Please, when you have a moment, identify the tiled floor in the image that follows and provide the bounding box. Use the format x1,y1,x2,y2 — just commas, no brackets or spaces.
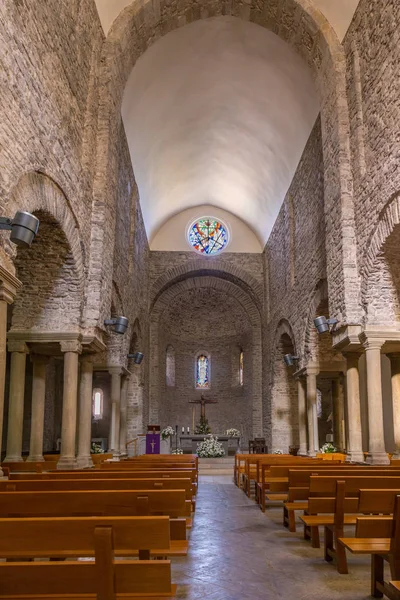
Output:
173,476,373,599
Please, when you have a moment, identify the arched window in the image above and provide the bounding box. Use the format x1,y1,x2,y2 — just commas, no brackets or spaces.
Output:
196,354,210,389
239,350,244,386
166,345,175,387
92,388,104,420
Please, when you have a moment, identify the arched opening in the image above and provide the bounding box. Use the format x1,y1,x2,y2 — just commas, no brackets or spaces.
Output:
270,331,299,453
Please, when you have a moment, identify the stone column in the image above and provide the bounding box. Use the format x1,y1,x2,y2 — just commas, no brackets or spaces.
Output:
363,338,390,465
109,367,122,458
119,375,129,457
388,354,400,459
4,341,29,462
27,355,48,462
297,377,308,456
57,340,82,470
306,369,319,457
76,357,94,468
332,376,345,451
344,353,364,462
0,269,21,475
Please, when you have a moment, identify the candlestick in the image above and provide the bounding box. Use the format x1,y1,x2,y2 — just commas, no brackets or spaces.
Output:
182,426,185,434
187,426,190,434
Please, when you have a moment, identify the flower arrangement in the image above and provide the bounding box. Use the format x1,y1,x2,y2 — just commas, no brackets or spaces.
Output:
320,442,337,454
195,415,211,435
196,435,225,458
91,442,104,454
172,448,183,455
161,426,175,440
226,428,241,438
273,449,283,454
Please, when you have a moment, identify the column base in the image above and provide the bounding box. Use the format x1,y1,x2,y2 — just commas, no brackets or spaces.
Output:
4,455,23,463
26,455,45,462
57,456,78,470
345,451,365,463
308,450,317,458
298,446,308,456
119,451,128,458
76,455,94,469
365,452,390,465
391,452,400,460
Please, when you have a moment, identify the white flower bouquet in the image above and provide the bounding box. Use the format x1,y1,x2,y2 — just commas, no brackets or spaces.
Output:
196,435,225,458
226,428,241,437
273,449,283,454
320,442,337,454
172,448,183,455
161,426,175,440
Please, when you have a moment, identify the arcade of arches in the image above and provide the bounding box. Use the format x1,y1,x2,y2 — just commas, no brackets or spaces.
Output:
0,0,400,469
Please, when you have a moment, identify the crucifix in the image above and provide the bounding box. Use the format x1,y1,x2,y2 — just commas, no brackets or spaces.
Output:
189,394,218,420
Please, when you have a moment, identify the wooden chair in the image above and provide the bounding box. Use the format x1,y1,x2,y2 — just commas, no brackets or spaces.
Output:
248,439,268,454
0,521,176,599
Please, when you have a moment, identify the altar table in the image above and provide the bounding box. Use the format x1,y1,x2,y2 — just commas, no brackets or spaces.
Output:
179,435,240,455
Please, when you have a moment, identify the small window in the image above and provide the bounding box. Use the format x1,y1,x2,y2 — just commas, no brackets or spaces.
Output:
92,388,103,420
166,345,175,387
196,354,210,389
239,350,244,386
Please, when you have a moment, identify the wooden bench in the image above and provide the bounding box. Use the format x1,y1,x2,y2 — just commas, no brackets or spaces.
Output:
300,479,400,566
1,461,58,473
0,515,184,559
280,468,400,530
0,520,177,599
339,492,400,597
0,477,194,504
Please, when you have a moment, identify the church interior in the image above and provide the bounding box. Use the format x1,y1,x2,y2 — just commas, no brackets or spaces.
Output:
1,0,400,599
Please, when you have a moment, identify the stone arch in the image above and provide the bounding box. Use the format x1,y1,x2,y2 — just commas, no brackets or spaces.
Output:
269,318,298,453
361,192,400,327
3,171,84,282
149,274,262,439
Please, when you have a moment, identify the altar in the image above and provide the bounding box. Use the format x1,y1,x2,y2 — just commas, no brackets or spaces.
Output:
179,435,240,455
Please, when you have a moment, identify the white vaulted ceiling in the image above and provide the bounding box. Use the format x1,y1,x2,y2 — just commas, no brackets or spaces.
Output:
94,1,360,247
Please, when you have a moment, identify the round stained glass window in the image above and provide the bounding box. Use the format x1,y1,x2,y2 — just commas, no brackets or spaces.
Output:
188,217,229,255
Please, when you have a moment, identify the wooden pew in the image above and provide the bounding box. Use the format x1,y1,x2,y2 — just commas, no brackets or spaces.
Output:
0,477,194,503
279,468,400,530
0,489,192,523
300,477,400,554
0,515,180,559
339,493,400,597
0,521,176,599
1,461,58,473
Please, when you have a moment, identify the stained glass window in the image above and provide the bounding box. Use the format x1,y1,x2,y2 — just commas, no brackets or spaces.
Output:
188,218,228,255
239,350,244,386
196,354,210,388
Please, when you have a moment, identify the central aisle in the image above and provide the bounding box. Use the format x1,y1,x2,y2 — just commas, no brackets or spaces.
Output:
173,477,372,600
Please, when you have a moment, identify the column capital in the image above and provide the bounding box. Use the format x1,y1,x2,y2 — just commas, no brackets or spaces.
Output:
7,340,29,354
343,351,362,364
359,332,385,350
109,366,123,376
80,354,94,365
306,366,319,377
0,266,22,304
60,340,82,354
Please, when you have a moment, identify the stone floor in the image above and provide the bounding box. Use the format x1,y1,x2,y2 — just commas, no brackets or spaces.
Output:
173,476,374,599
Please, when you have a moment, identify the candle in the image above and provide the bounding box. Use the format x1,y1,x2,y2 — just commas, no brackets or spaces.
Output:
187,427,190,434
182,426,185,434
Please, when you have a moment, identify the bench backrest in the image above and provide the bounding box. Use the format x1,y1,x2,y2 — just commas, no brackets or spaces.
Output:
0,515,170,557
289,469,400,490
0,489,189,519
0,526,172,599
309,475,400,496
1,461,58,473
31,468,196,482
0,478,193,500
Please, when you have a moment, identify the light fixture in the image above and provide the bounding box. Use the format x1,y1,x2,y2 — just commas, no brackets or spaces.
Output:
313,316,338,334
0,211,39,247
284,354,299,367
104,316,129,335
127,352,144,365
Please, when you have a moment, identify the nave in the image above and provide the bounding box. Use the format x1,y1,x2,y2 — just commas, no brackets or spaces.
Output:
175,476,369,600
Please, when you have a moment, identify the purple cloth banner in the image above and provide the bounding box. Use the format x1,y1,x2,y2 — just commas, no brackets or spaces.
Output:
146,433,160,454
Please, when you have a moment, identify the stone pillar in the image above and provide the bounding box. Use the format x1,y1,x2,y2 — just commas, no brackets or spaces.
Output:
306,369,319,457
27,355,48,462
0,269,21,475
57,340,82,470
297,377,308,456
76,357,94,468
4,341,29,462
388,354,400,459
344,353,364,462
109,367,122,458
363,338,390,465
119,375,129,457
332,376,345,451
